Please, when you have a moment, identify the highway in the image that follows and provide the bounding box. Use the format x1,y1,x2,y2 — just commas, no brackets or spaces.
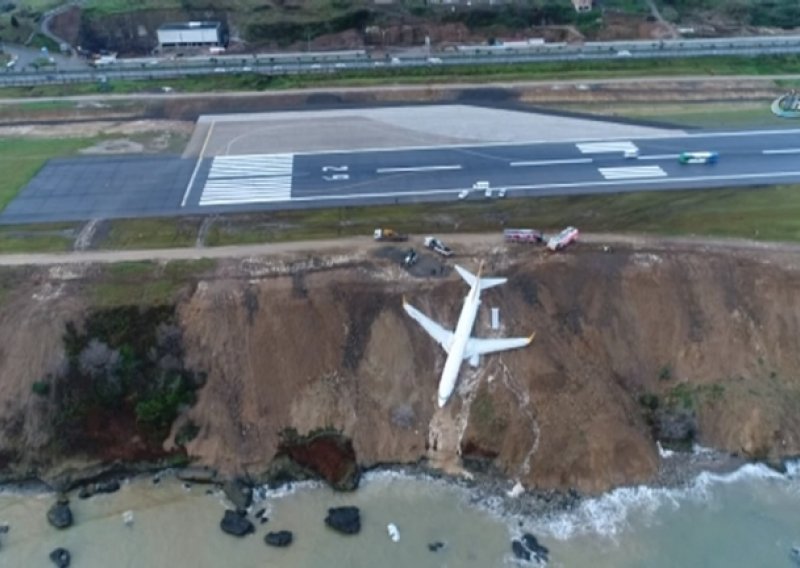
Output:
2,34,800,87
5,128,800,224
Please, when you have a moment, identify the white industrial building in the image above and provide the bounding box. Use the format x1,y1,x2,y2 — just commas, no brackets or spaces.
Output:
157,21,222,48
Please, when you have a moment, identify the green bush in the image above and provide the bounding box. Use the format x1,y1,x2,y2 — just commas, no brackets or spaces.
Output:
32,381,50,396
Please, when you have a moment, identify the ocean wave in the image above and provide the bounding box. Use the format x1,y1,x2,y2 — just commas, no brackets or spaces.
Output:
524,461,794,541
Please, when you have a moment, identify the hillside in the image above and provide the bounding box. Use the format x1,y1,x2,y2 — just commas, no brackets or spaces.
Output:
0,238,799,494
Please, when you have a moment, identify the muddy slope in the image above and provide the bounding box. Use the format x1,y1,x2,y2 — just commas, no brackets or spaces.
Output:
1,243,800,494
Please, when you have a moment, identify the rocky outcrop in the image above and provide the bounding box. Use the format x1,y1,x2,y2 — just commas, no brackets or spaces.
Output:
47,498,73,530
49,548,71,568
324,506,361,535
220,510,254,537
270,429,360,491
264,530,293,547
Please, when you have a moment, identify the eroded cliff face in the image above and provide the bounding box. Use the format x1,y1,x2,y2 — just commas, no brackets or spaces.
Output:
1,241,800,494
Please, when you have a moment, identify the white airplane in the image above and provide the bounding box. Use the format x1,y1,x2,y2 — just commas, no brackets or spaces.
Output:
403,263,534,408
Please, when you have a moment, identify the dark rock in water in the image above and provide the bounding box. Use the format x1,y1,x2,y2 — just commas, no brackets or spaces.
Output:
260,516,269,525
324,506,361,535
177,466,218,484
224,479,253,510
220,509,254,537
264,530,293,547
522,532,550,563
791,546,800,565
254,508,265,519
95,480,121,494
49,547,71,568
511,540,531,562
77,485,93,500
427,541,445,552
47,500,73,530
0,523,8,534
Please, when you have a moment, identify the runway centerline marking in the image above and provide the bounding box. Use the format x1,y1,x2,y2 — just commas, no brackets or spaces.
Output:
637,154,680,160
510,158,593,167
376,165,462,174
763,148,800,155
599,165,667,180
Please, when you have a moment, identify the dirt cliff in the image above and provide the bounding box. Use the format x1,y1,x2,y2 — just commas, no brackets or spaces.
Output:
1,239,799,494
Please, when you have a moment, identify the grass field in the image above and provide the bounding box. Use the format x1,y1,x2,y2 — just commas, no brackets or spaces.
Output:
549,100,792,130
0,137,98,212
97,218,203,250
0,222,79,252
205,184,800,247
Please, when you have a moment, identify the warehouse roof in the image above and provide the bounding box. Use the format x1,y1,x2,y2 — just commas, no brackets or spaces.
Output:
158,21,221,31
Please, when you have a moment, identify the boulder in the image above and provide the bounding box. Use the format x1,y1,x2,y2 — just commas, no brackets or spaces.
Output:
47,499,73,530
324,506,361,535
511,539,530,562
428,541,445,552
264,530,293,547
522,532,549,563
223,479,252,510
220,509,254,537
49,547,71,568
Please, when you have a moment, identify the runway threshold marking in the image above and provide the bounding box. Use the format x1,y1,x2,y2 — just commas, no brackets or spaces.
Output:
182,120,215,207
510,158,593,167
199,153,294,206
376,165,462,174
763,148,800,155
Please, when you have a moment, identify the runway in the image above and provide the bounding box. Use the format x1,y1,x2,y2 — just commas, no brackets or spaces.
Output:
4,128,800,223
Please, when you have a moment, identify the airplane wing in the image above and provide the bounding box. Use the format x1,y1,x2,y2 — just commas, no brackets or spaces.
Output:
463,333,535,360
403,300,454,353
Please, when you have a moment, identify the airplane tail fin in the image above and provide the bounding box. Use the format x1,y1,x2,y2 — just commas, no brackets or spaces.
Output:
455,264,507,291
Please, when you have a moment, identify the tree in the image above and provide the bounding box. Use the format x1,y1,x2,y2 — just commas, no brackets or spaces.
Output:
11,14,18,28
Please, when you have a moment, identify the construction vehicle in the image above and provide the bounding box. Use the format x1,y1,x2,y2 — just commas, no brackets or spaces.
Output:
424,236,453,257
373,228,408,242
503,228,545,244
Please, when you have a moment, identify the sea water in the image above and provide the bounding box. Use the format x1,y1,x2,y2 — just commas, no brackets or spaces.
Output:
0,462,798,568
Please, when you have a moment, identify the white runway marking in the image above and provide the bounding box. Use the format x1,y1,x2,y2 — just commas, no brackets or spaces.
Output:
599,165,667,180
209,154,294,179
763,148,800,155
376,165,462,174
199,153,294,205
637,154,680,160
577,141,638,154
510,158,593,167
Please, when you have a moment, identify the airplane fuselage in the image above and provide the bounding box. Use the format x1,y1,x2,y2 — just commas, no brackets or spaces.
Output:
438,281,481,407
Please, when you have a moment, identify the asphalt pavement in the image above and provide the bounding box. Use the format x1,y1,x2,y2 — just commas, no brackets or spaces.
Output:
4,128,800,224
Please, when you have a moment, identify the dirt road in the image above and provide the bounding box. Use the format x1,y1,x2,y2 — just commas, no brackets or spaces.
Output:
1,233,799,266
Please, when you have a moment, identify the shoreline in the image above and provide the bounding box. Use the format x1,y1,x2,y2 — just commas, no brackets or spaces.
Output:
0,445,776,522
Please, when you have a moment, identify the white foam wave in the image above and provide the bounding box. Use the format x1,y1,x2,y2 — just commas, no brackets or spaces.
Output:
657,442,675,458
527,462,792,541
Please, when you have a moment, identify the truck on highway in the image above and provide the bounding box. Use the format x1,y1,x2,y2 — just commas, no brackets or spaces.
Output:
424,236,453,257
503,228,545,244
373,228,408,242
